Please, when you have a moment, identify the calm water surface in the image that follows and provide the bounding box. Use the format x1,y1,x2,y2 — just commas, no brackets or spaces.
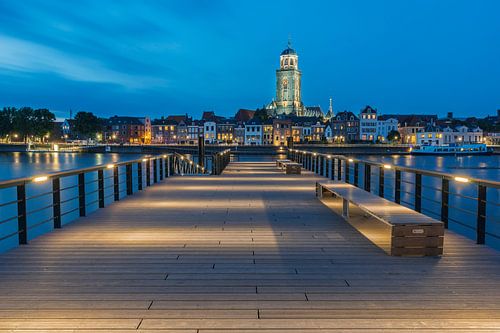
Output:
0,152,145,181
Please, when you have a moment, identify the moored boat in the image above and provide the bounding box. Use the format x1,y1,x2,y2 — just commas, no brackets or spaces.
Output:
410,143,493,155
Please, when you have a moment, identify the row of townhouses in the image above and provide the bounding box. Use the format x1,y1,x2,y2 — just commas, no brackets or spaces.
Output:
62,107,499,146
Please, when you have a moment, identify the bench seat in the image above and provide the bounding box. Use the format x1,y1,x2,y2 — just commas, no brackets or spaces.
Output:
276,159,301,174
317,181,444,256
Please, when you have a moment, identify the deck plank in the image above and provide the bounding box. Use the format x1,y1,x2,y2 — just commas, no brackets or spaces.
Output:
0,161,499,331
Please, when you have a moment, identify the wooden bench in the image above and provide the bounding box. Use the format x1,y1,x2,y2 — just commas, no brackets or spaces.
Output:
316,181,444,256
276,159,291,168
276,159,301,174
284,162,301,174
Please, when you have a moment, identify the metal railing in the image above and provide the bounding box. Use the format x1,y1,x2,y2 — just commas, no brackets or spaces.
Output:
172,153,208,175
0,155,174,252
211,149,231,175
288,149,500,246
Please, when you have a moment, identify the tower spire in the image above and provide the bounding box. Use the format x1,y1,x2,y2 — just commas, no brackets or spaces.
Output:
288,34,292,49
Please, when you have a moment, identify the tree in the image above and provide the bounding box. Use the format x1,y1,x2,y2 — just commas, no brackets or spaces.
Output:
73,111,101,139
0,107,15,139
387,130,401,143
32,108,56,140
13,107,34,142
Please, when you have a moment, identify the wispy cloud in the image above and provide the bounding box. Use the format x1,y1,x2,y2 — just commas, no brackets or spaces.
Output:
0,35,168,89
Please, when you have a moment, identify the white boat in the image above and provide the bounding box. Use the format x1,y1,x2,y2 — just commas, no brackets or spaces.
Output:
410,143,493,155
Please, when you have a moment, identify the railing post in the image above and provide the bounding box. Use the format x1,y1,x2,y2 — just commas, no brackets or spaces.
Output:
477,184,486,244
364,163,371,192
126,163,133,195
17,184,27,244
98,169,104,208
395,170,401,204
379,166,384,198
146,159,151,186
78,172,86,216
353,162,359,187
153,158,158,183
415,173,422,212
337,159,342,181
159,157,164,181
137,162,143,190
52,178,61,229
319,156,324,176
113,166,119,201
441,177,449,228
345,161,350,184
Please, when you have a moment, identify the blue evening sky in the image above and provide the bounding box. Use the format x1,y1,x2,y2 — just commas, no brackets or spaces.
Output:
0,0,499,120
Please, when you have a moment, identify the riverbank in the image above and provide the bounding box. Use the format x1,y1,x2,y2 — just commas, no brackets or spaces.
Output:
1,143,499,155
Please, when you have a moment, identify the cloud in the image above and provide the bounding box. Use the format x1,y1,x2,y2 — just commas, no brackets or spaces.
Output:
0,35,169,89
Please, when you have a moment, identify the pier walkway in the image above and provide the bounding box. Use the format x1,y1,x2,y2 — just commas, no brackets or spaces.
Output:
0,162,500,332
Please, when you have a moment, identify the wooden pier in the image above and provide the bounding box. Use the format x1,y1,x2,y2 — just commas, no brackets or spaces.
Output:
0,162,499,331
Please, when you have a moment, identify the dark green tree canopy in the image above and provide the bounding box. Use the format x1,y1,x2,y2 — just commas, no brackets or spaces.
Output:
73,111,101,139
387,130,401,142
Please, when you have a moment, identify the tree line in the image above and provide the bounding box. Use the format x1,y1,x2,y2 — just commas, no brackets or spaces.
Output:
0,107,56,142
0,107,103,143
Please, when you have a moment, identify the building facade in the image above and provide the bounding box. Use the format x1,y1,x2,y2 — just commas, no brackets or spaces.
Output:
359,106,378,142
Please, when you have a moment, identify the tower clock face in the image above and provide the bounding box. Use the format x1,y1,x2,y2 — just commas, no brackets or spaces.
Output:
282,78,288,87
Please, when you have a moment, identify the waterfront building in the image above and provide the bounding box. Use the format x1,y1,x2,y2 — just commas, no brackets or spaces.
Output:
187,120,203,145
392,114,438,144
104,116,151,144
291,124,303,143
204,121,217,144
233,124,245,145
417,124,483,146
484,132,500,145
217,121,234,143
302,125,312,142
311,121,325,142
376,116,398,142
244,119,263,145
151,118,177,144
262,121,274,145
272,118,292,146
61,119,75,140
359,106,378,142
324,122,333,143
332,111,360,143
176,120,189,144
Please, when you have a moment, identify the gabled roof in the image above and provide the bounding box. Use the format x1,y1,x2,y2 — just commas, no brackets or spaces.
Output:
107,116,144,125
334,111,359,122
234,109,256,123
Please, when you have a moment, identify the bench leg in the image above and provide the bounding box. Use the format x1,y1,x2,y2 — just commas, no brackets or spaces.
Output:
342,198,349,219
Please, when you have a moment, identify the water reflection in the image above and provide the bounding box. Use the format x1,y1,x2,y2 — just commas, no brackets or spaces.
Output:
0,152,144,181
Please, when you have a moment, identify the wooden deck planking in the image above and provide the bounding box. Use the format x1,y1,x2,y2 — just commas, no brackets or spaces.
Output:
0,161,499,331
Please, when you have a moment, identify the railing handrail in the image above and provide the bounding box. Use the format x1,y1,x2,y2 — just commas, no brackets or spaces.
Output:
0,154,173,189
289,149,500,189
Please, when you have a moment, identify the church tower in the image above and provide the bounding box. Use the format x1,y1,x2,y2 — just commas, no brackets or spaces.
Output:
275,39,304,115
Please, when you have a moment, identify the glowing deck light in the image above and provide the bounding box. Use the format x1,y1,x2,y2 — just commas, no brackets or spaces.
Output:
348,158,354,162
383,164,392,169
163,155,167,158
189,161,193,164
142,158,148,162
454,176,469,183
327,155,332,159
106,164,114,169
33,176,48,183
313,153,317,156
